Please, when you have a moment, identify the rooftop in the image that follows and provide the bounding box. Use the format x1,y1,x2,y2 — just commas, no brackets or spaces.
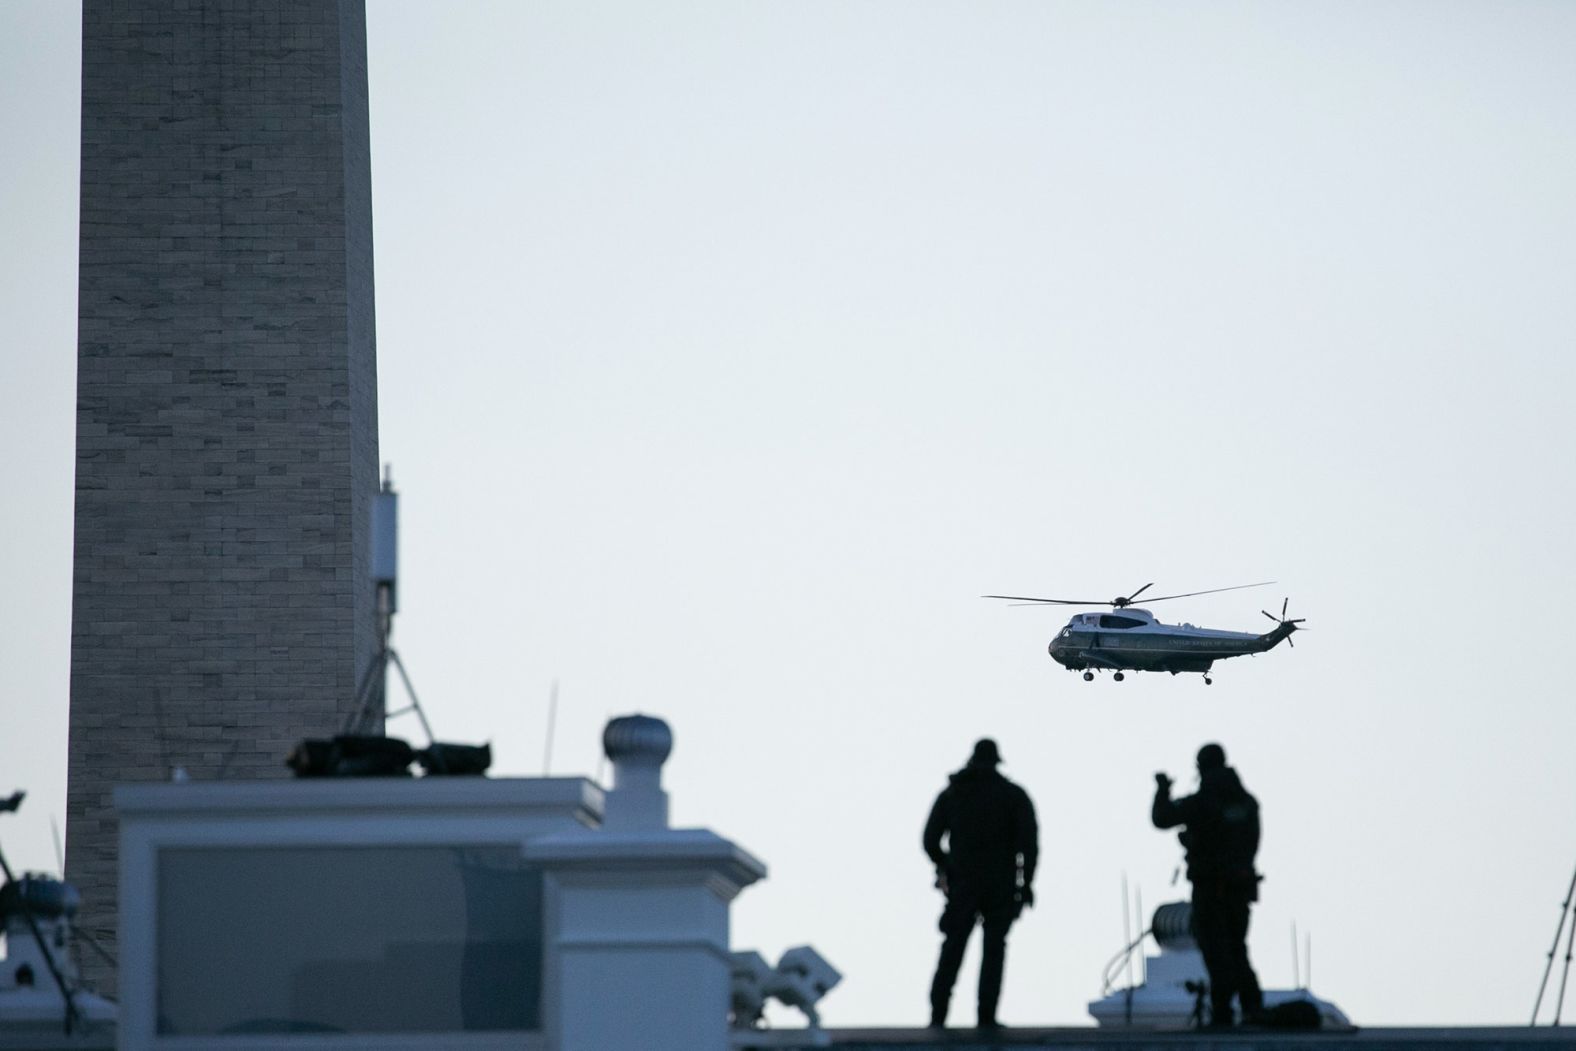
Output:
752,1028,1572,1050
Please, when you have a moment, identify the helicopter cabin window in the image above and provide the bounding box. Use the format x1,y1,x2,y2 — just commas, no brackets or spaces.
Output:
1099,615,1146,630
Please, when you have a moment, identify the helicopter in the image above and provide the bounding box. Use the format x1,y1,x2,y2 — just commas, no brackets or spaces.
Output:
983,582,1304,685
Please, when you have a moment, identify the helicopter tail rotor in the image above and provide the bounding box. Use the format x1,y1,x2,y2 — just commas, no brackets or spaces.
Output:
1260,598,1307,647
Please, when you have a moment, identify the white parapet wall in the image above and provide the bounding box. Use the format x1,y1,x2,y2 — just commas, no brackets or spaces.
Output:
528,829,765,1051
115,715,767,1051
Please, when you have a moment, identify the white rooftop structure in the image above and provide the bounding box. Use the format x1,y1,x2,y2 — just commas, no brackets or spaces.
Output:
1087,902,1349,1030
0,875,117,1050
113,714,770,1051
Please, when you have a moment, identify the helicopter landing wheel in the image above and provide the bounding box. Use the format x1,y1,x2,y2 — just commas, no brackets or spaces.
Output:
1204,676,1213,686
1113,672,1125,682
1083,671,1094,682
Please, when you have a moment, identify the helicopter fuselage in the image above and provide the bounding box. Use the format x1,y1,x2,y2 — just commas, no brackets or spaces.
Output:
1048,608,1296,676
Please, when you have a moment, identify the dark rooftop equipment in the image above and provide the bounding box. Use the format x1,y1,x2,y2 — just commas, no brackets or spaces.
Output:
286,735,492,778
290,471,491,779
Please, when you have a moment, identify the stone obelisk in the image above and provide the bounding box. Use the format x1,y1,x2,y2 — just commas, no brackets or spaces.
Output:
68,0,380,987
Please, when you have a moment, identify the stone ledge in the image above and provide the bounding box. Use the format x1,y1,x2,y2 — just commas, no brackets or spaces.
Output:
740,1028,1575,1051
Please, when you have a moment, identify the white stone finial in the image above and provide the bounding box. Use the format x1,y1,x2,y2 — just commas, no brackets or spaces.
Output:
601,714,672,830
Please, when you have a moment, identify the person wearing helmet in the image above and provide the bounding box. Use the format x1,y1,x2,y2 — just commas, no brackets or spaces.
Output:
923,738,1039,1031
1152,742,1264,1028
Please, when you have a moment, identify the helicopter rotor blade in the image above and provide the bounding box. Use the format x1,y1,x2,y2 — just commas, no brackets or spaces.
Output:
983,595,1108,606
1126,582,1155,602
1262,610,1279,623
1281,597,1289,619
1135,581,1276,604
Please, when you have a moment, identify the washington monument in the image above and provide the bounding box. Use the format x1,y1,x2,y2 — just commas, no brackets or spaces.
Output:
68,0,381,983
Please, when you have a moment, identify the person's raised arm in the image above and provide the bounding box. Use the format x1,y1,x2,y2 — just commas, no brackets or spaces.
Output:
1151,772,1197,829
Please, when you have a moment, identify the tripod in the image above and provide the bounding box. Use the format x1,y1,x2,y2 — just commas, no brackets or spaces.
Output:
344,581,436,747
1531,861,1576,1026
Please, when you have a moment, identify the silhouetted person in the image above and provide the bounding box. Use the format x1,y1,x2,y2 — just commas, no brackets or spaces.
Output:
923,738,1038,1030
1152,742,1264,1028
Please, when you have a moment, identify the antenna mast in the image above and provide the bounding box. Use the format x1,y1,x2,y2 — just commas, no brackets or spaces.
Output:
1532,861,1576,1025
346,466,437,747
543,680,559,776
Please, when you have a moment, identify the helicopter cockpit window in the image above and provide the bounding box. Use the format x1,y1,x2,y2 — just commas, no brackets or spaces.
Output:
1099,615,1146,630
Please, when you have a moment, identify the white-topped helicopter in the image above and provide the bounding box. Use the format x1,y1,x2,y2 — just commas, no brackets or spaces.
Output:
984,582,1304,684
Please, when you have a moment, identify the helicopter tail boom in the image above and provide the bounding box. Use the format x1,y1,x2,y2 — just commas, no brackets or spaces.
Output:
1257,621,1299,650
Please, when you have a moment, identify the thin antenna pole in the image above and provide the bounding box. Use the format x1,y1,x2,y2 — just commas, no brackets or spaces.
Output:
1533,863,1576,1025
151,690,175,779
1554,898,1576,1025
1136,885,1146,986
1305,932,1313,993
50,817,64,874
1122,874,1134,987
1291,922,1300,989
1122,872,1134,1026
543,680,559,776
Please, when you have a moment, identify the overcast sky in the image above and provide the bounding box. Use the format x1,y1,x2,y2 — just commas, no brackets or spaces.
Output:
3,0,1576,1029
